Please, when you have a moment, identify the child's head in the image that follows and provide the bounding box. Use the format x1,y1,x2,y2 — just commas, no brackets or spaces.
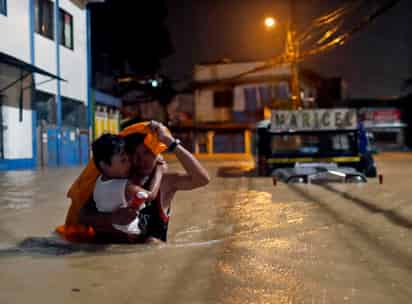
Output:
92,134,131,178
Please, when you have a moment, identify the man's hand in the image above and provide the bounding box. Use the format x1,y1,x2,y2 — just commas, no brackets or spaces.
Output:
150,121,175,147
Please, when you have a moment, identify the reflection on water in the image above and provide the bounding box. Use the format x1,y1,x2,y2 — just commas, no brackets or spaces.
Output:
172,239,223,248
0,236,108,257
212,178,309,304
1,157,412,303
222,205,305,303
0,237,225,258
0,171,37,210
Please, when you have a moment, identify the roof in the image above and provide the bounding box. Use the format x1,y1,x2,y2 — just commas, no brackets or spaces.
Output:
94,90,121,108
69,1,108,9
192,75,291,90
170,121,256,131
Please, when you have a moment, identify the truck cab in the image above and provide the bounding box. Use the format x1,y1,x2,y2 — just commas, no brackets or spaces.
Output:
256,109,377,181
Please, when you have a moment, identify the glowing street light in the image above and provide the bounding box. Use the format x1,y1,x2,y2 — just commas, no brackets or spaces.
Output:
151,79,159,87
264,17,276,29
263,15,301,109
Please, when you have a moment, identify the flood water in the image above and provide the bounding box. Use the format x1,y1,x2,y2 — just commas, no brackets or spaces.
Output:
1,153,412,303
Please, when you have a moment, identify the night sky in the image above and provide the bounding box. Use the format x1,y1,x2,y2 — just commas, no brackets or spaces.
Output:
161,0,412,98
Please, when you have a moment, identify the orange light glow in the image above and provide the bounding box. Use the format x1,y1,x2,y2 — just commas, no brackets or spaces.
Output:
264,17,276,29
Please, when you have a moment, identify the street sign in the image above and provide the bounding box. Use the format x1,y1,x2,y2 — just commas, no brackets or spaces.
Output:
270,109,357,132
359,108,402,127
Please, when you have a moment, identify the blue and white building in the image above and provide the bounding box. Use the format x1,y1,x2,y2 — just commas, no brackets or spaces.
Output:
0,0,92,170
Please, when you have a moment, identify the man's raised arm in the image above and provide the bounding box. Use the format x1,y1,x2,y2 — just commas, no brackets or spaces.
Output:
150,121,210,191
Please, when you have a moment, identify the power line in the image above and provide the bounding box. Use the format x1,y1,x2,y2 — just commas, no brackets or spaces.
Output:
298,1,363,45
229,0,402,81
299,0,402,60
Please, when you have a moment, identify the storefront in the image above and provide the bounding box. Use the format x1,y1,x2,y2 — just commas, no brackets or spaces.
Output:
94,90,121,139
0,52,61,170
359,108,407,151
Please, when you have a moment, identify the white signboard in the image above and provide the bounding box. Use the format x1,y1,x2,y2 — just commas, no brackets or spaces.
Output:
270,109,357,132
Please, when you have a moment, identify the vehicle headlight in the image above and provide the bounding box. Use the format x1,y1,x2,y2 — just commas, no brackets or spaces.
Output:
345,175,366,183
288,176,307,184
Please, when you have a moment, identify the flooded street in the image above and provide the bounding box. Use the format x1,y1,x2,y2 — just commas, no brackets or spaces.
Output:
1,153,412,303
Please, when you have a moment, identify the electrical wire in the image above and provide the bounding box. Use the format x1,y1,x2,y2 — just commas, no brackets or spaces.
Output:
227,0,401,80
298,1,364,44
299,0,401,60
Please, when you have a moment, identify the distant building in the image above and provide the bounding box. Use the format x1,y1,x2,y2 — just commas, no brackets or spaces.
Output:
0,0,91,170
311,77,348,108
168,92,194,125
120,88,166,123
94,90,121,139
188,60,320,154
359,107,407,151
345,98,409,151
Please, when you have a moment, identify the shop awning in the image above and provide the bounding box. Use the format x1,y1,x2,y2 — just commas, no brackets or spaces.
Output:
0,51,65,96
0,51,64,82
95,90,121,108
0,52,64,77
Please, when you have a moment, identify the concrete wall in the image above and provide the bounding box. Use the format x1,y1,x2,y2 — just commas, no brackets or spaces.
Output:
59,0,87,103
194,62,293,123
193,61,323,123
34,34,58,95
34,0,87,104
0,1,31,62
0,0,88,169
2,105,33,159
194,62,291,82
195,89,231,122
0,1,34,165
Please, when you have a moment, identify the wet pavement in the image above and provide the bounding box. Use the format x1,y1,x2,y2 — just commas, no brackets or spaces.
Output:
1,153,412,303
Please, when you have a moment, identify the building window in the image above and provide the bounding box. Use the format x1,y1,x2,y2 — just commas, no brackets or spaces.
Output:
34,90,57,125
59,9,73,49
0,0,7,16
35,0,54,40
213,90,233,108
62,97,87,129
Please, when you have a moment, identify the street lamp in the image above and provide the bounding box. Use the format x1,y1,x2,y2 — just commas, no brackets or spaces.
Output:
263,15,301,109
264,17,276,29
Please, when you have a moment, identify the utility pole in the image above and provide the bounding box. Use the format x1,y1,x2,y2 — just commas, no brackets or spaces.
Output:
285,0,302,109
240,0,400,111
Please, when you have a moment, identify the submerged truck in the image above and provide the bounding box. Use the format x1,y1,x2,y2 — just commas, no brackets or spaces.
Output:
256,109,377,183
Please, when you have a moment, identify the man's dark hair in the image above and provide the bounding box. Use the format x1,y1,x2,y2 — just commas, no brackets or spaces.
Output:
92,134,125,172
124,133,147,155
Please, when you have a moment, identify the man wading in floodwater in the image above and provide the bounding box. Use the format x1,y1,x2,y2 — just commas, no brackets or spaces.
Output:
79,121,210,243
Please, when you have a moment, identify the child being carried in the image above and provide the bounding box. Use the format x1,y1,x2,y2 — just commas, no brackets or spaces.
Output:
91,134,155,236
